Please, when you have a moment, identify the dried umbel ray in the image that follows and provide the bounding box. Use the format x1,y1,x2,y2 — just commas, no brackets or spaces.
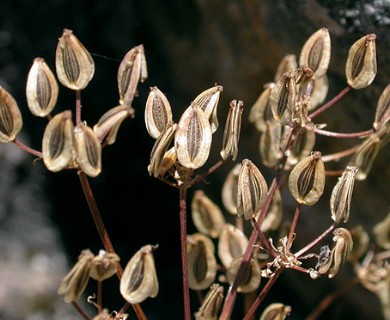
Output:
187,233,217,290
0,87,23,143
373,83,390,131
120,244,159,304
221,163,240,215
26,58,58,117
194,283,224,320
288,151,325,206
226,255,261,293
90,250,120,282
191,190,225,238
58,249,94,303
259,303,292,320
55,29,95,90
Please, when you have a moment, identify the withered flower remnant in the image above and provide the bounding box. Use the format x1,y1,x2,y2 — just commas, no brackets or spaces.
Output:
260,303,292,320
0,87,23,143
90,250,120,282
26,58,58,117
55,29,95,90
226,255,261,293
194,283,224,320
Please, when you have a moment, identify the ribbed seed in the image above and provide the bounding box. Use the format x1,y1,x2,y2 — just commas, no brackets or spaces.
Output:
218,224,248,269
287,128,316,166
194,284,224,320
274,54,297,82
309,74,329,110
260,303,292,320
221,164,241,215
226,256,261,293
260,188,283,232
0,87,23,143
346,34,377,90
248,83,274,132
374,83,390,131
260,120,282,168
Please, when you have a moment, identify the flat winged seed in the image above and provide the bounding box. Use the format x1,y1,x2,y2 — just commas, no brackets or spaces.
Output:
58,249,94,303
373,212,390,249
309,74,329,110
191,190,225,238
287,129,316,166
260,120,283,168
348,225,369,262
193,85,223,133
260,188,283,233
374,83,390,131
288,151,325,206
42,111,75,172
218,223,248,269
175,103,212,169
93,105,132,145
226,256,261,293
145,86,173,139
76,123,102,177
260,303,292,320
187,233,217,290
330,166,359,223
299,28,331,79
117,45,147,109
120,244,159,304
194,283,224,320
26,58,58,117
275,54,297,82
237,159,269,220
248,83,274,132
220,100,244,161
346,34,377,90
0,87,23,143
90,250,120,282
221,164,241,215
269,71,296,123
55,29,95,90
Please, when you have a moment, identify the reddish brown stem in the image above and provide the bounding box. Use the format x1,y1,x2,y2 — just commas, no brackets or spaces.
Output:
71,301,91,320
189,159,226,187
13,139,43,158
321,145,360,162
287,203,302,250
309,86,351,119
310,127,373,139
76,90,82,126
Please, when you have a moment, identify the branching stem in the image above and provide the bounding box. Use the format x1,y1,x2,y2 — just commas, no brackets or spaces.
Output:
309,86,351,119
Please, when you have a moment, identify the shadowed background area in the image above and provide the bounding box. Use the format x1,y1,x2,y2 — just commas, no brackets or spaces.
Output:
0,0,389,319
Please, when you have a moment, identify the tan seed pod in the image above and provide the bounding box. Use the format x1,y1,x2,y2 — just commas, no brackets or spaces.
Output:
330,166,359,223
260,187,283,233
269,71,296,123
309,74,329,111
193,85,223,133
118,45,147,109
348,225,369,262
221,164,240,215
260,303,292,320
299,28,331,79
237,159,269,220
93,105,132,145
145,86,173,139
373,212,390,249
259,121,283,168
373,83,390,131
58,249,94,303
158,147,177,177
42,110,75,172
75,123,102,177
120,244,159,304
288,151,325,206
220,100,244,161
175,103,212,169
226,255,261,293
275,54,297,83
0,87,23,143
346,34,377,90
26,58,58,117
191,190,225,238
248,83,274,132
90,250,120,282
55,29,95,90
194,283,224,320
287,129,316,166
218,223,249,269
187,233,217,290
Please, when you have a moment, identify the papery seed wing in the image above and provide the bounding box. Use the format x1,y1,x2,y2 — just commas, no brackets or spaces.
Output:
374,83,390,131
0,87,23,143
218,224,248,269
249,83,274,132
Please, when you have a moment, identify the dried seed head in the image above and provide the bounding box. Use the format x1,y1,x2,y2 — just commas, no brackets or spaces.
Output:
248,83,274,132
218,224,248,269
346,34,377,89
194,283,224,320
237,159,268,220
221,164,240,215
90,250,120,282
193,85,223,133
309,74,329,110
75,123,102,177
373,212,390,249
120,244,159,304
118,45,147,109
330,166,359,223
187,233,217,290
42,110,75,172
259,120,283,168
175,103,212,169
275,54,297,82
0,87,23,143
26,58,58,117
220,100,244,161
269,70,296,123
299,28,331,79
373,83,390,131
260,303,292,320
260,188,283,233
93,105,132,145
288,151,325,206
286,128,316,166
226,256,261,293
348,225,369,262
148,123,177,178
58,249,94,303
191,190,225,238
145,86,173,139
55,29,95,90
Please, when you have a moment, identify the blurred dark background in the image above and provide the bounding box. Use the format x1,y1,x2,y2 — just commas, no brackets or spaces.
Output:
0,0,389,319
